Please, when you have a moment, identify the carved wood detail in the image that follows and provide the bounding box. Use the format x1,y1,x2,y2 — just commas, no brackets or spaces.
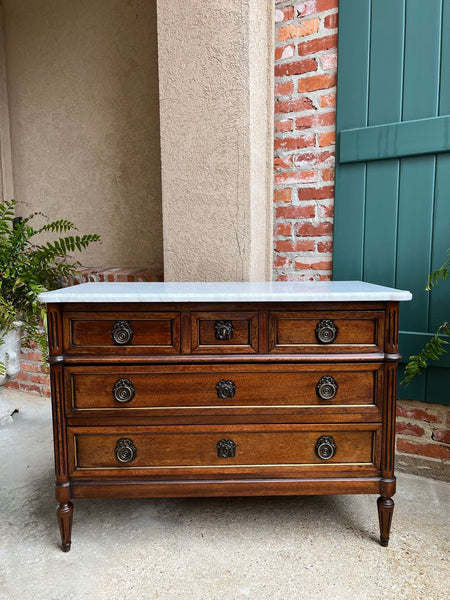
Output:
47,303,63,356
57,501,73,552
381,362,397,478
377,496,394,547
385,302,399,355
50,366,67,480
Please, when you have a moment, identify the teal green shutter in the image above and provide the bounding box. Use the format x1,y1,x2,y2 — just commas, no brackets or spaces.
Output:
333,0,450,405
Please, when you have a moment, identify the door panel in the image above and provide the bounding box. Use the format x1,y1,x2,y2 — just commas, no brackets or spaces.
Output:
334,0,449,404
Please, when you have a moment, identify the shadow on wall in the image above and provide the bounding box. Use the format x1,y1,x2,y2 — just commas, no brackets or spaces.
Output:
2,0,163,271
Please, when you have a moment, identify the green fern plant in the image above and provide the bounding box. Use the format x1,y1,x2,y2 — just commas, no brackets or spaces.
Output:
403,249,450,384
0,199,100,373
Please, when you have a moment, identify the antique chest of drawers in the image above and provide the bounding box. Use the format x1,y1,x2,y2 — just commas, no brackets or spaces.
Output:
39,281,411,551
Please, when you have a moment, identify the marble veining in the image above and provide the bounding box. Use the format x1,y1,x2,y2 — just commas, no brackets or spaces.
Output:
38,281,412,303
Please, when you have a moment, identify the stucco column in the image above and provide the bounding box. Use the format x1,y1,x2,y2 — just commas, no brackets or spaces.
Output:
0,5,14,203
157,0,274,282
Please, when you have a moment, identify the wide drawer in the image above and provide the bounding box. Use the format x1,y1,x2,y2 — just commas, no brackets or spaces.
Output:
190,311,258,354
62,311,181,354
68,423,381,479
269,310,385,354
65,363,382,421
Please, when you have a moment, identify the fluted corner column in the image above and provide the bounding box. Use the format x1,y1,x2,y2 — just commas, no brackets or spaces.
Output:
157,0,273,282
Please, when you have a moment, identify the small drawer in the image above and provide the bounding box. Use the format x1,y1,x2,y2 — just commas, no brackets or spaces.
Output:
65,363,382,421
269,310,385,354
191,311,258,354
68,423,381,479
63,311,181,354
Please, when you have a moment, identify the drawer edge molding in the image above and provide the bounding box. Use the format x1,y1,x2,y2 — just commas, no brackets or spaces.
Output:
70,478,383,499
56,352,389,365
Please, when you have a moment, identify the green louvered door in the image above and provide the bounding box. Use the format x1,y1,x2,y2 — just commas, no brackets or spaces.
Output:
333,0,450,405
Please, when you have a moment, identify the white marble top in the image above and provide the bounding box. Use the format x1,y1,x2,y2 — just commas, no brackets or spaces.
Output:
38,281,412,303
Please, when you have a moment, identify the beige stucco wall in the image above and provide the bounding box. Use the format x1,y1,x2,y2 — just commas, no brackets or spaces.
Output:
157,0,273,282
2,0,163,270
0,7,13,204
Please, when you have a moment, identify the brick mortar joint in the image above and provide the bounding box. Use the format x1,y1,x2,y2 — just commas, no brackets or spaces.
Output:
275,8,338,24
396,417,443,432
397,400,449,422
395,449,450,464
396,429,449,446
274,57,337,73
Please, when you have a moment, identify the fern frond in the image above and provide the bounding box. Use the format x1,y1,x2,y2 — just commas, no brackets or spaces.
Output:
0,199,15,236
36,220,77,235
0,198,100,365
402,322,450,385
35,234,101,260
426,249,450,290
75,234,101,250
0,198,15,222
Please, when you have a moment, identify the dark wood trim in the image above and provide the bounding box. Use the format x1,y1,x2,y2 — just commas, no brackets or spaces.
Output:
71,477,382,499
385,302,399,355
180,310,191,354
51,352,388,365
381,362,397,480
47,303,63,356
377,496,394,546
61,301,388,313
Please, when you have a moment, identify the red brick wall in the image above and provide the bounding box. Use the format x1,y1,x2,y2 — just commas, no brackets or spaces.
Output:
274,0,337,282
396,400,450,461
273,0,449,469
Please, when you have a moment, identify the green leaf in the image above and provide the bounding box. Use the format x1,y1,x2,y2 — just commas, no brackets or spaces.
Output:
402,321,450,385
36,219,77,235
0,198,100,365
425,249,450,290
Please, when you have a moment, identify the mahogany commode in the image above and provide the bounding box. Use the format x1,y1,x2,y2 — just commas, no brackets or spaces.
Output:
39,281,411,551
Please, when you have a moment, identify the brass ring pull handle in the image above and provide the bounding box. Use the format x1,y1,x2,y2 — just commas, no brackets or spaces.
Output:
217,439,236,458
214,320,234,341
112,378,136,403
115,438,137,463
315,376,338,400
315,319,338,344
216,379,236,399
315,435,336,460
111,320,134,345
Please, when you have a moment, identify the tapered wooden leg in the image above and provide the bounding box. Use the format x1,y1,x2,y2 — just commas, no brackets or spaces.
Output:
57,501,73,552
377,496,394,547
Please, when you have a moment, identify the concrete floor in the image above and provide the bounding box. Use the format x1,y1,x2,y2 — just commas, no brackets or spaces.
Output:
0,390,449,600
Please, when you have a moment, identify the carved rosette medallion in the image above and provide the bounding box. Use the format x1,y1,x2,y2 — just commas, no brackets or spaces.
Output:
315,435,336,460
315,376,338,400
112,378,136,403
115,438,137,463
315,319,338,344
216,379,236,399
214,320,234,341
217,439,236,458
111,320,134,345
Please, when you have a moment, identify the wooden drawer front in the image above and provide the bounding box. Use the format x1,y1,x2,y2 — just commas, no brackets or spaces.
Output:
191,311,258,354
63,311,181,354
68,424,380,478
269,310,385,354
66,364,381,418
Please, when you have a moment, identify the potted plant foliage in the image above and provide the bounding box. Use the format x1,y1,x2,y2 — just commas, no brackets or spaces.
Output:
403,249,449,383
0,199,100,423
